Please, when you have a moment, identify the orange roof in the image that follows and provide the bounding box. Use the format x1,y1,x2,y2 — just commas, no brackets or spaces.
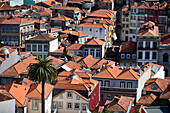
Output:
0,3,15,10
79,55,100,68
51,6,80,12
26,82,53,100
159,33,170,45
32,18,45,24
42,0,62,6
91,59,108,69
120,41,136,53
85,38,104,45
47,56,64,67
138,21,159,37
61,30,89,36
83,18,113,25
0,17,34,25
64,61,82,70
67,43,83,50
76,23,108,28
14,78,34,87
51,14,73,21
107,96,134,112
29,34,57,41
143,78,169,93
0,83,30,107
87,9,116,19
51,28,61,31
122,5,129,11
137,93,157,106
160,83,170,99
0,89,13,102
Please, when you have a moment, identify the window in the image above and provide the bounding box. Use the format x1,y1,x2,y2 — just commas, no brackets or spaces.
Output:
146,42,150,48
153,42,157,49
67,103,72,109
121,54,125,59
126,54,130,59
76,95,80,100
105,81,110,87
107,95,111,100
6,28,9,33
57,102,63,109
132,54,136,59
127,82,132,88
2,36,5,41
138,52,142,59
90,49,94,57
98,80,103,86
138,42,143,48
27,45,31,51
38,45,42,51
67,92,72,98
84,49,88,57
74,103,80,110
125,36,128,41
152,52,157,59
15,37,18,41
120,81,125,88
125,30,128,34
15,28,18,33
89,28,92,32
145,52,149,59
44,45,48,52
59,94,63,99
10,28,14,33
123,24,125,27
163,53,169,62
32,45,37,51
96,49,101,58
2,28,5,33
123,18,125,21
82,103,87,111
32,100,38,110
126,24,129,28
134,9,136,13
126,18,129,22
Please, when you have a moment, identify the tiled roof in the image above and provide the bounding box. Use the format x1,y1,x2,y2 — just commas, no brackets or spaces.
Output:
42,0,62,6
32,18,45,24
14,78,34,87
79,55,100,68
51,14,73,21
83,18,113,25
0,83,30,107
107,96,134,112
138,21,159,37
76,23,108,28
47,56,64,67
60,30,89,36
130,105,143,113
0,17,34,25
85,38,104,45
131,2,167,10
93,66,139,80
87,9,116,19
50,6,80,12
0,3,15,10
26,82,53,100
160,83,170,99
91,59,108,69
29,34,57,41
67,43,83,50
159,33,170,45
64,61,82,70
122,5,129,11
137,93,157,106
143,78,169,93
120,41,136,53
0,89,13,102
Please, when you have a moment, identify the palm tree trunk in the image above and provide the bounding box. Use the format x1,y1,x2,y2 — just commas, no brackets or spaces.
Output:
42,79,45,113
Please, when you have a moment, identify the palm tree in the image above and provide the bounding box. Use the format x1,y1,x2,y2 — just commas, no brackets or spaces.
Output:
27,55,57,113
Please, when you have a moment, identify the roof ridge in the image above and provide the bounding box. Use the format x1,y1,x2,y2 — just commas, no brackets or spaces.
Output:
128,69,138,80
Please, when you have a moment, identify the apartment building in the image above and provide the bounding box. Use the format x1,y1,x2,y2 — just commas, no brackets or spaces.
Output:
136,21,159,66
129,2,168,42
0,16,35,47
121,5,131,41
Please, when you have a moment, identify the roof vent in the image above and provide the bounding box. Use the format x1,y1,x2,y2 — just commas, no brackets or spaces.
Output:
1,48,10,54
14,85,18,88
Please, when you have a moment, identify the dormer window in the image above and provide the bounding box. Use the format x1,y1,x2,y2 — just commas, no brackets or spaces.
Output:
126,54,130,59
121,54,125,59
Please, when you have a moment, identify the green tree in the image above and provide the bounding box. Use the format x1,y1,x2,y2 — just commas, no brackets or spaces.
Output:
27,56,57,113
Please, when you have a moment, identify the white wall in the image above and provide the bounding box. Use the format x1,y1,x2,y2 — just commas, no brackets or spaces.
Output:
0,99,15,113
151,66,165,79
49,38,58,52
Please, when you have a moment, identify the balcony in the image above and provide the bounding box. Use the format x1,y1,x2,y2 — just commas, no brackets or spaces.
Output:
100,86,137,93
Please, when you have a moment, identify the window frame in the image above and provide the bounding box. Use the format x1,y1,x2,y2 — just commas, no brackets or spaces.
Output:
32,99,39,110
120,81,125,88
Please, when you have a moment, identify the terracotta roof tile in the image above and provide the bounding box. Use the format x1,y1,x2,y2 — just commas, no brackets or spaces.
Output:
143,78,169,93
0,89,13,102
67,43,83,50
29,34,57,41
64,61,82,70
50,6,80,12
61,30,89,36
120,41,136,53
26,83,53,100
85,38,104,45
159,33,170,45
0,3,15,10
83,18,113,25
160,83,170,99
76,23,108,28
137,93,157,106
51,14,73,21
